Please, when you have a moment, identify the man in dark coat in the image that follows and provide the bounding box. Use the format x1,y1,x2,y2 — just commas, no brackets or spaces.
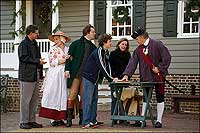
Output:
18,25,46,129
122,27,171,128
64,24,97,127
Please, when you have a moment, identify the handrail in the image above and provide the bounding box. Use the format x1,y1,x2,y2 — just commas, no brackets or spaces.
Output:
0,40,14,53
0,39,54,53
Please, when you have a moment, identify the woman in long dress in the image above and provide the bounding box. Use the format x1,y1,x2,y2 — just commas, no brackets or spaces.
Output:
39,31,71,126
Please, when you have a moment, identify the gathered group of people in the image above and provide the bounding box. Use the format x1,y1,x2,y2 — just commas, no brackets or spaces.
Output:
18,24,171,130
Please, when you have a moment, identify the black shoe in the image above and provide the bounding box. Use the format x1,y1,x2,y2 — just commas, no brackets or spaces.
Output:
66,120,72,127
112,120,117,125
50,121,58,127
94,121,104,126
132,121,146,127
79,119,82,125
20,123,31,129
28,122,43,128
119,120,125,124
155,122,162,128
57,120,65,126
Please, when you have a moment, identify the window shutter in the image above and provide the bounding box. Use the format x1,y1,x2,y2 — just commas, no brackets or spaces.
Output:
163,0,178,37
94,0,106,37
132,0,146,31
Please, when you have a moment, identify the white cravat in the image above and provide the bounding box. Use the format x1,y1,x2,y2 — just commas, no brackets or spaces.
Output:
143,38,150,55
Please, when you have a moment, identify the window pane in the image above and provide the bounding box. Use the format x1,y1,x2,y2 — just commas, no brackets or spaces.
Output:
111,0,117,5
118,0,123,4
128,6,131,15
119,21,124,25
112,7,117,13
126,27,131,35
112,27,117,36
126,17,131,25
110,0,132,37
119,27,124,36
191,5,199,10
183,24,190,33
192,23,198,33
192,12,199,21
112,18,117,26
126,0,131,4
184,13,190,22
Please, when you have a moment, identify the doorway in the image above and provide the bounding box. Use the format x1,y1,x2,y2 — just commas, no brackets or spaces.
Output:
33,0,52,39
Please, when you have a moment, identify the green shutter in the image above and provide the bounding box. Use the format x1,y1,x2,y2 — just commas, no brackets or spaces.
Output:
94,0,106,37
132,0,146,31
163,0,178,37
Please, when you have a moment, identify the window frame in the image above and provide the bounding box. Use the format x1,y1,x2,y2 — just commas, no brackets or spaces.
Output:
177,1,200,38
106,0,133,40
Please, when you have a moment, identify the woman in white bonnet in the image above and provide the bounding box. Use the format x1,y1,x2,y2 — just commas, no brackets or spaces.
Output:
39,31,71,126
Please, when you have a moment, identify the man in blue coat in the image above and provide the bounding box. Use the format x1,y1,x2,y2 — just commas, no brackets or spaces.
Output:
64,24,97,127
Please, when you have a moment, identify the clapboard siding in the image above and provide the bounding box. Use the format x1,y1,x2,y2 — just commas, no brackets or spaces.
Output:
59,0,89,41
170,63,199,69
59,26,86,33
170,50,198,57
146,16,163,23
172,57,199,63
1,15,14,20
169,69,199,74
0,0,15,40
147,22,162,29
146,1,199,74
146,11,163,18
167,44,199,50
60,11,89,17
59,16,88,22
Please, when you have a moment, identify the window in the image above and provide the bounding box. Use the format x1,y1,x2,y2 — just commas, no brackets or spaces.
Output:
106,0,133,40
177,1,200,38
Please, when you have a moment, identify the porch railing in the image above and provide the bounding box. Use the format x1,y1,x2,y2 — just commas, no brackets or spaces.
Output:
0,39,53,53
36,39,53,53
0,40,14,53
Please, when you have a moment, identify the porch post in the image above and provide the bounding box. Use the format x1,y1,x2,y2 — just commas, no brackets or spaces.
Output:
14,0,23,44
52,0,59,34
13,0,22,71
26,0,33,27
89,0,94,26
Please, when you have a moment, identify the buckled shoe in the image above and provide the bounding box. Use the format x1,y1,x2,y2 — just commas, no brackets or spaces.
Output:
20,123,31,129
28,122,43,128
155,121,162,128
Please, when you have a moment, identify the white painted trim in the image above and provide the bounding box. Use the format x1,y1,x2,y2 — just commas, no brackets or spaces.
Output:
177,1,200,38
89,0,94,26
26,1,33,27
106,1,112,34
106,1,133,41
14,0,23,44
52,0,59,33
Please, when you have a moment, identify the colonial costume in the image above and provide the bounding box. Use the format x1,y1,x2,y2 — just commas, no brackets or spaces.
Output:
64,27,97,127
39,31,70,123
123,28,171,128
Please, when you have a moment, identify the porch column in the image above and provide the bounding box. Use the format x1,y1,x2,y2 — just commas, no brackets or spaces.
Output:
14,0,23,44
89,0,94,26
13,0,22,71
26,0,33,27
52,0,59,33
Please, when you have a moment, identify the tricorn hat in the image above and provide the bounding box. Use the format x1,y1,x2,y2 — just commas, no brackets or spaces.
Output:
131,27,145,39
48,31,71,43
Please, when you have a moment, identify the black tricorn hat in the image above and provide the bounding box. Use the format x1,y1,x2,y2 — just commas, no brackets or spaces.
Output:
131,27,145,39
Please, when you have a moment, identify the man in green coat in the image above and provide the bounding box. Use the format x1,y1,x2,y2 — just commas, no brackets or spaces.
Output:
64,24,97,127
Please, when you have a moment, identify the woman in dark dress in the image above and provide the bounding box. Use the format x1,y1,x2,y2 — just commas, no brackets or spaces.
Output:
109,38,131,124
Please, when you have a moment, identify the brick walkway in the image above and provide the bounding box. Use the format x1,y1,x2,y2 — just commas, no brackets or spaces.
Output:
1,110,199,132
